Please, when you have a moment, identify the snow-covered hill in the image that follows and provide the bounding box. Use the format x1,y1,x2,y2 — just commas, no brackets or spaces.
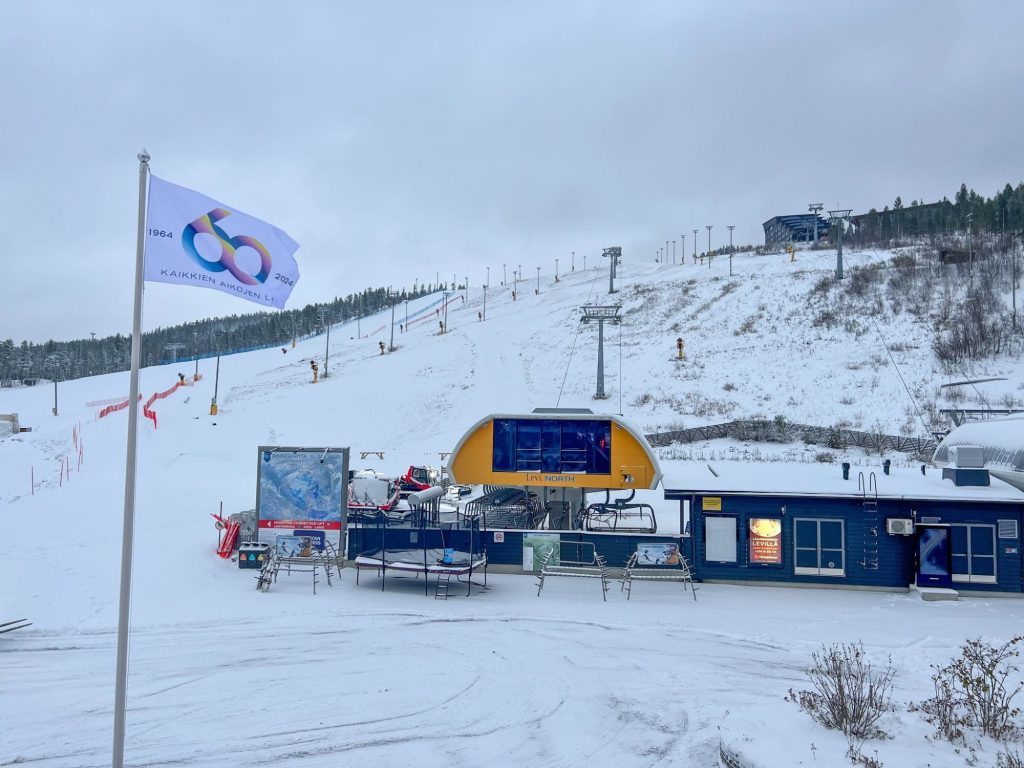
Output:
1,247,1022,767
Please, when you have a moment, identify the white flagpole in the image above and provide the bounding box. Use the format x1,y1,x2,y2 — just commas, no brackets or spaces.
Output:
113,148,150,768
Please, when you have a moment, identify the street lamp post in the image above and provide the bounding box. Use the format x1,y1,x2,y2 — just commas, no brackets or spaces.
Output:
483,283,487,320
319,307,331,378
727,225,735,276
706,225,713,265
571,250,575,271
388,290,396,351
536,266,540,294
503,263,506,285
555,258,559,282
692,229,698,260
681,234,686,265
672,240,676,265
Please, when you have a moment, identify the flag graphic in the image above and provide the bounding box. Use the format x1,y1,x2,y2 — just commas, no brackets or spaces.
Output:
144,175,300,308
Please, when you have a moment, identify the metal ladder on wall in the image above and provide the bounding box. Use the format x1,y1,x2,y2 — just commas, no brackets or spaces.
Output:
434,572,452,600
858,471,880,570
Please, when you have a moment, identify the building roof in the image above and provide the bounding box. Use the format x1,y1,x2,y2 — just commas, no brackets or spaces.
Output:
662,461,1024,503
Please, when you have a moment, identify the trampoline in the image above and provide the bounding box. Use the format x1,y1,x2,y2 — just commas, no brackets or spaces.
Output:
350,506,488,596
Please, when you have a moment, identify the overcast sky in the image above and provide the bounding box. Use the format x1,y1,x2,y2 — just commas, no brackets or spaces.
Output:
3,1,1023,342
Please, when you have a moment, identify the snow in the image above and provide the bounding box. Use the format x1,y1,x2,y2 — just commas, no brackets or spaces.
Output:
664,460,1024,502
1,249,1022,766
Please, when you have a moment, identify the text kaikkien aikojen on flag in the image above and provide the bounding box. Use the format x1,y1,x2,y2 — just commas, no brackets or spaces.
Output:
143,175,300,308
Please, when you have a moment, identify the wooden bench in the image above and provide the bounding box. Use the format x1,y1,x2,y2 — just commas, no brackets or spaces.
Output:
621,552,697,601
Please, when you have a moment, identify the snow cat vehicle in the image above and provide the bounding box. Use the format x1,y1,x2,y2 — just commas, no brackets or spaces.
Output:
398,465,449,496
348,469,404,521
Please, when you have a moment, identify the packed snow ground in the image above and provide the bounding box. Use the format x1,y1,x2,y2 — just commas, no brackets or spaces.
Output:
1,250,1022,767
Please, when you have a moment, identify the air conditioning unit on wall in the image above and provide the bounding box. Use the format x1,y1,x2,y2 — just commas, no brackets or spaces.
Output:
886,518,914,535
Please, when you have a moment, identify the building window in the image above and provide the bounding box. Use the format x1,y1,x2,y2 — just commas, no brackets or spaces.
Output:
492,419,611,474
951,524,997,584
794,518,845,576
704,516,737,563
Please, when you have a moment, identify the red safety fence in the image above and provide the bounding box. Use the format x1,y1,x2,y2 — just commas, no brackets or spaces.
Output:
405,293,463,330
98,395,141,419
98,374,198,427
143,381,185,428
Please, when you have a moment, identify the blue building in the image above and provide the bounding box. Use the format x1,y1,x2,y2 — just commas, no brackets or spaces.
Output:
663,462,1024,596
763,214,829,246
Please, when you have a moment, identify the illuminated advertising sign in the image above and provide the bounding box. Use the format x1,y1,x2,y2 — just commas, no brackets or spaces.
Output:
749,518,782,564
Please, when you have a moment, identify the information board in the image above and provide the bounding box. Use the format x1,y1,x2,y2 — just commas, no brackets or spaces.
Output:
255,446,349,549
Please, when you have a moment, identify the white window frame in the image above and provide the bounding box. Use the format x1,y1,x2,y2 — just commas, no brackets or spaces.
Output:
704,515,737,563
794,518,845,577
952,523,997,584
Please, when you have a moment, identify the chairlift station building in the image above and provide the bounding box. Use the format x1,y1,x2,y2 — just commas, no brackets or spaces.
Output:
344,408,1024,597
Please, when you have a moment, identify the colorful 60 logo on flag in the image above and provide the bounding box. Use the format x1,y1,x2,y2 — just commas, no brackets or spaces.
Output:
143,175,300,309
183,208,272,286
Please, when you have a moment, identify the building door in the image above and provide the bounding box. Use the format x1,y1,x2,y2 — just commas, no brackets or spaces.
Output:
951,524,997,584
794,518,845,576
916,524,952,589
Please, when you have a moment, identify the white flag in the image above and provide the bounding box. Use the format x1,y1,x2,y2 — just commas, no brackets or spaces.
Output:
144,175,300,309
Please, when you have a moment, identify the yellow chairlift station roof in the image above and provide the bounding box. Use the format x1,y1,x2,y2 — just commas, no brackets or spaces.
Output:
449,410,662,490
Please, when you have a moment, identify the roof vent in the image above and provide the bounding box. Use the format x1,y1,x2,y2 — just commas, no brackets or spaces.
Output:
941,467,990,487
949,445,985,468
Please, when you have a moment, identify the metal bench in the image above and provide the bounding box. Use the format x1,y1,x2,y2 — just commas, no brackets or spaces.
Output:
621,551,697,601
535,542,610,601
256,539,343,595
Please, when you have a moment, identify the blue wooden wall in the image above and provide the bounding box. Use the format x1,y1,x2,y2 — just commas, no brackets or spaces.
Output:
670,492,1023,593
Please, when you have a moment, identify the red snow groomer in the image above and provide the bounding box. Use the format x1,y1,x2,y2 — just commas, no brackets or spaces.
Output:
397,466,434,495
398,465,446,496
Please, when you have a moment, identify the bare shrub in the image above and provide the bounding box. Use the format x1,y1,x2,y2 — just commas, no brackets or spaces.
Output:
813,308,839,329
722,382,736,392
734,314,759,335
918,636,1023,742
788,642,894,741
632,393,652,407
998,748,1024,768
846,265,882,298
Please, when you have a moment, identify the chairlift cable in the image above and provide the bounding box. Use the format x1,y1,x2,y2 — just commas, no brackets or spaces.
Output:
555,262,603,407
870,315,929,434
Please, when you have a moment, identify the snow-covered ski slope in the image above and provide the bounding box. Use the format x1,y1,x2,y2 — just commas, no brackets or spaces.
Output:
1,249,1022,767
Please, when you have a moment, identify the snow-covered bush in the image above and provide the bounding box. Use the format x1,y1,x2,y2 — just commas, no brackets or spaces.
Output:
918,636,1023,742
788,641,895,741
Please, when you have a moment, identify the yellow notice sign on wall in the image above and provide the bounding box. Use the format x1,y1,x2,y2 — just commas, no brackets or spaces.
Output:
703,497,722,511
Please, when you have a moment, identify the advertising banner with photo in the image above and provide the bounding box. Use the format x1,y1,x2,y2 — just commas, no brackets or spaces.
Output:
522,533,560,572
255,447,350,549
636,542,683,566
749,518,782,564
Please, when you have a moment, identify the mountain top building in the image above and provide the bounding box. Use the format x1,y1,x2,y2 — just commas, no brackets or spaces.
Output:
763,214,829,246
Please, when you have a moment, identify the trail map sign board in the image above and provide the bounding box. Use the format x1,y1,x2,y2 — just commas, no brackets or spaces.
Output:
255,446,350,549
